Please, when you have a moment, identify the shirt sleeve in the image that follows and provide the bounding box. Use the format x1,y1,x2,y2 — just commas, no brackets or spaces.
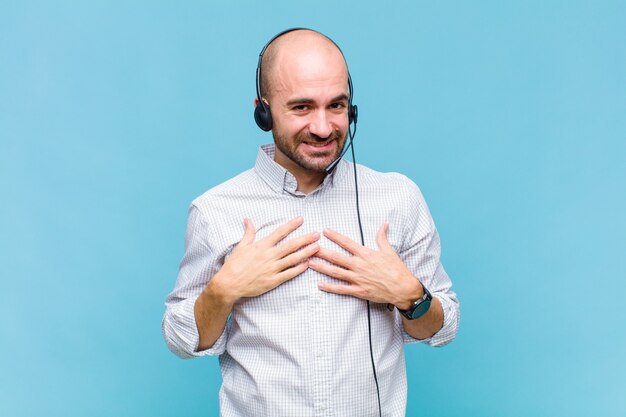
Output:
396,178,460,347
162,204,229,358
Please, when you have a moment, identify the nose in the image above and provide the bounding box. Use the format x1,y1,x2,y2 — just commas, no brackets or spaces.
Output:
308,110,333,139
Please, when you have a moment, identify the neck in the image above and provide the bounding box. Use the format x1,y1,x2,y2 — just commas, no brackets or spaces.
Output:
274,151,326,194
294,172,326,194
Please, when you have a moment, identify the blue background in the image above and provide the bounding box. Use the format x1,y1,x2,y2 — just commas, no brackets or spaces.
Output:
1,1,625,416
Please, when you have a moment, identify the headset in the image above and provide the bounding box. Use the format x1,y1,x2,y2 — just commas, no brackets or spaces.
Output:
254,27,358,133
254,28,382,417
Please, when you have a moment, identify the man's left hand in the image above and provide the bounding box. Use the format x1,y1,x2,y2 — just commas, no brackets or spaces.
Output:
309,224,422,309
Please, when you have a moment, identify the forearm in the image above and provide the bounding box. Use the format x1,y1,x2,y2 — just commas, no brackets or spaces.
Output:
194,277,236,351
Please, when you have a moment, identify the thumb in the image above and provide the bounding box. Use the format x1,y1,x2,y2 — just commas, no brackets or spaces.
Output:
241,218,256,244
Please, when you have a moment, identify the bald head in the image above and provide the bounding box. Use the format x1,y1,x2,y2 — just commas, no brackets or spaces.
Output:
260,29,349,100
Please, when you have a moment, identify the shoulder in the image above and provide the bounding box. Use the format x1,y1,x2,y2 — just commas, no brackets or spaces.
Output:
345,161,432,223
349,162,425,201
190,168,258,215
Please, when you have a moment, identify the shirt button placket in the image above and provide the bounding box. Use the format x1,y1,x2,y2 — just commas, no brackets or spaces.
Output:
310,192,333,417
302,194,319,417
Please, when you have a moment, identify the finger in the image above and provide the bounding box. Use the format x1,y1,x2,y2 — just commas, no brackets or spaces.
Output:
314,247,352,268
278,242,319,270
276,261,309,284
265,217,305,246
376,223,393,252
317,282,362,298
277,231,320,258
309,258,353,282
323,228,363,255
240,218,256,244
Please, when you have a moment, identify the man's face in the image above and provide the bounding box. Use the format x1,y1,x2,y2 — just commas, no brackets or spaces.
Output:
267,47,350,174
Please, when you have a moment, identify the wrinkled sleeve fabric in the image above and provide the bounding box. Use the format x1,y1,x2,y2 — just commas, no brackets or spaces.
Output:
396,177,460,347
162,204,229,358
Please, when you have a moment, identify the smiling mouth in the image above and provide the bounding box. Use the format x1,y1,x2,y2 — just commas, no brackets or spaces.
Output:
303,140,333,148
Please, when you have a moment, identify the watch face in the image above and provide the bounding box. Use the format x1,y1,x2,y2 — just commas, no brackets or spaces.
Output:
411,299,431,319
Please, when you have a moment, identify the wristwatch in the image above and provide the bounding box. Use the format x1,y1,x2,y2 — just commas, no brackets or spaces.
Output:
397,284,432,320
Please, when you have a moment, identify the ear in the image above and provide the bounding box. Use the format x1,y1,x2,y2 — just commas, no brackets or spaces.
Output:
254,97,259,107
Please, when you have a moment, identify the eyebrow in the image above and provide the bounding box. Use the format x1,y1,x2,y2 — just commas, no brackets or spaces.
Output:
285,93,349,107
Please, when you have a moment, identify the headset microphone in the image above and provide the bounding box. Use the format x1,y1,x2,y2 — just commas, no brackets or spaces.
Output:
324,144,349,174
325,112,358,173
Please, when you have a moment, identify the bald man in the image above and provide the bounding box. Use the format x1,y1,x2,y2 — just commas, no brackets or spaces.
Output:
163,29,460,417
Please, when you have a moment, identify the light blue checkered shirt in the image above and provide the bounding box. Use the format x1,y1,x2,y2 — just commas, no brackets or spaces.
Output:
163,144,460,417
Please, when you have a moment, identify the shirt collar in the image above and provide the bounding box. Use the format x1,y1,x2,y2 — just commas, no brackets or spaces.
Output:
254,144,346,196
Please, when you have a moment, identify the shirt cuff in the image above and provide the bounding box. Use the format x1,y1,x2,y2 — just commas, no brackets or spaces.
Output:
162,296,229,358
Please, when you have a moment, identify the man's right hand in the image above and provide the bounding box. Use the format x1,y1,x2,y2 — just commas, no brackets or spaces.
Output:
194,217,318,351
211,216,320,303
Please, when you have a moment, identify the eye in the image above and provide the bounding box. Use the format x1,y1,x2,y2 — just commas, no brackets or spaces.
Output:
292,104,310,112
330,102,347,110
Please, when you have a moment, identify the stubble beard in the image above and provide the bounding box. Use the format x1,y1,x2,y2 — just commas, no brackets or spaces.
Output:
273,129,346,173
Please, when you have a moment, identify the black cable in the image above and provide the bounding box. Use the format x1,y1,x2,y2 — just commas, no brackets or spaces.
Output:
348,126,383,417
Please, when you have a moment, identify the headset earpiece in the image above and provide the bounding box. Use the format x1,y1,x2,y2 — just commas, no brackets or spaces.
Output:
349,104,358,126
254,102,272,132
